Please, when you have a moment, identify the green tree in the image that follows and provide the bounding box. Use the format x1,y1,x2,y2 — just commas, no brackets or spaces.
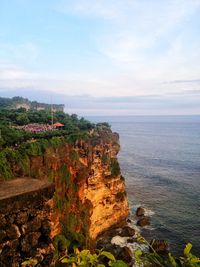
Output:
16,113,30,125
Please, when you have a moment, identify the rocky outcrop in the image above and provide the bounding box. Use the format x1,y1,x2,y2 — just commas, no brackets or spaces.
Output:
150,240,169,253
137,217,150,227
136,207,145,217
119,226,135,237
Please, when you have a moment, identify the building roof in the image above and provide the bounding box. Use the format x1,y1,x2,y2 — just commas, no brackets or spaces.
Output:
53,122,64,127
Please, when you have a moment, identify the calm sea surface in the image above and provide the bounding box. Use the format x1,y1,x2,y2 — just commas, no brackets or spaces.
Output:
88,116,200,256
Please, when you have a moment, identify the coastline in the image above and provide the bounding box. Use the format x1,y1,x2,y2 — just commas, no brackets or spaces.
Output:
88,115,200,256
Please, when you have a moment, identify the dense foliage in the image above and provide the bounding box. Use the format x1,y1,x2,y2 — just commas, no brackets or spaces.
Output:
60,249,128,267
22,249,128,267
0,107,94,148
53,161,92,250
0,103,96,180
22,239,200,267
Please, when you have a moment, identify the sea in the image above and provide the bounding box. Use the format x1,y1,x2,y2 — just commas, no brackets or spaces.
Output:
88,116,200,256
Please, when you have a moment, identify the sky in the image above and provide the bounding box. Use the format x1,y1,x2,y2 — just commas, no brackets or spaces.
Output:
0,0,200,115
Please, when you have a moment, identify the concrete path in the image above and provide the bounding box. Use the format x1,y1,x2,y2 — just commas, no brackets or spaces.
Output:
0,178,52,200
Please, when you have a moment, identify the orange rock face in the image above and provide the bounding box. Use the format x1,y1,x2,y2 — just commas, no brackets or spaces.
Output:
15,129,129,244
77,131,129,240
81,143,129,240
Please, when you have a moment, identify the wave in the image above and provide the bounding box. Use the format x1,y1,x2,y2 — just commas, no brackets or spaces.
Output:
144,208,155,217
111,235,128,247
111,236,148,267
127,220,141,235
111,235,148,253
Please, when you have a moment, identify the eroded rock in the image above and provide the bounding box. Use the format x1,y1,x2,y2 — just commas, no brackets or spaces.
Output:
119,226,135,237
127,237,137,243
116,246,133,265
136,207,145,217
0,215,7,229
21,232,41,253
150,239,169,253
15,211,28,225
6,225,21,239
137,217,150,227
41,220,51,235
22,217,42,233
0,230,6,242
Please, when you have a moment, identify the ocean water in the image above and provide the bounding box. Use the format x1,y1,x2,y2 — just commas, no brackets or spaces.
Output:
88,116,200,256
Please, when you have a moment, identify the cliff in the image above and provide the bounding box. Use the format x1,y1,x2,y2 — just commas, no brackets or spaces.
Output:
26,128,129,242
0,126,129,265
0,96,64,111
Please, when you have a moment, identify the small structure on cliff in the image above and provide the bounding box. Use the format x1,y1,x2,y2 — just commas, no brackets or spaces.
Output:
53,122,64,129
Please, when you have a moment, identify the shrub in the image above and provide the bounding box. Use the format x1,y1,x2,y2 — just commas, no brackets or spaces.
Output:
0,152,12,180
59,164,71,184
102,154,109,165
135,236,200,267
69,150,80,162
49,136,64,147
22,248,128,267
110,158,120,177
60,249,128,267
96,122,111,130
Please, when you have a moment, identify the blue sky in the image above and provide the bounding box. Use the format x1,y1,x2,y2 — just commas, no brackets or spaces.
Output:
0,0,200,115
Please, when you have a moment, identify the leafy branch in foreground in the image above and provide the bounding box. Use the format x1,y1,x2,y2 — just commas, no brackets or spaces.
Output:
21,250,128,267
135,236,200,267
21,239,200,267
60,249,128,267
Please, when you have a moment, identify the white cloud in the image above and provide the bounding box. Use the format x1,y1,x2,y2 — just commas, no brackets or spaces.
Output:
0,63,39,89
0,64,26,80
57,0,127,19
0,42,39,64
95,1,200,60
56,0,200,96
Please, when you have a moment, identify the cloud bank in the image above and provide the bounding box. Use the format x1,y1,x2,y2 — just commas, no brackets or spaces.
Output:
1,88,200,116
0,0,200,114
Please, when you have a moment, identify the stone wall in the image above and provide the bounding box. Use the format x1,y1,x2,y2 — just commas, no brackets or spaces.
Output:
0,183,54,267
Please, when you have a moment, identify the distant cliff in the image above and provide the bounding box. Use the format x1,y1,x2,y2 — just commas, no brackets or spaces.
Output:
0,96,64,112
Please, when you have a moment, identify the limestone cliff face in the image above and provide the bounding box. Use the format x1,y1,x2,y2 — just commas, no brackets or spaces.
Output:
49,129,129,243
81,133,129,239
9,128,129,246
